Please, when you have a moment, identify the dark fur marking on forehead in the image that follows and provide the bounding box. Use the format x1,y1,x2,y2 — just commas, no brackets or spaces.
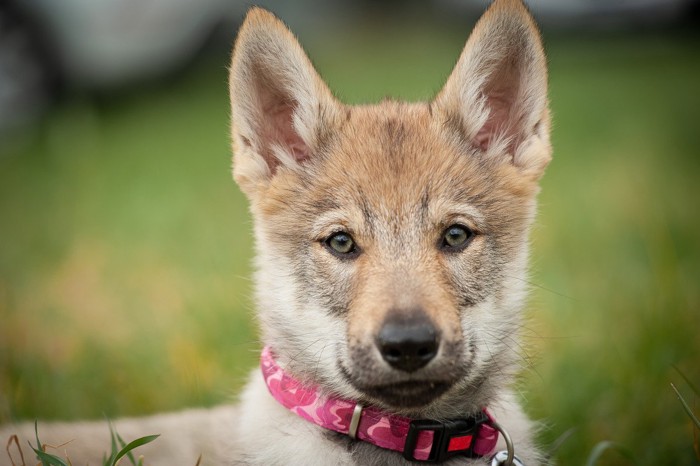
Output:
382,118,406,154
419,187,431,225
358,191,376,235
306,195,341,214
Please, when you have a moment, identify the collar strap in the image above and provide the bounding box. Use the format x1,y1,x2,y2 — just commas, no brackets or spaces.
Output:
261,346,499,463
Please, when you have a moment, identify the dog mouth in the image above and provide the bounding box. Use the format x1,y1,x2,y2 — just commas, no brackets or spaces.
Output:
338,362,454,408
360,380,452,408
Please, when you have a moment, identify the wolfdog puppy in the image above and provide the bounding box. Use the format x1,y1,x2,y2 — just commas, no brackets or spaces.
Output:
1,1,551,464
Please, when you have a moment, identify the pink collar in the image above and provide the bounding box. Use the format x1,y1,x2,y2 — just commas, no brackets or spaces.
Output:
261,346,499,463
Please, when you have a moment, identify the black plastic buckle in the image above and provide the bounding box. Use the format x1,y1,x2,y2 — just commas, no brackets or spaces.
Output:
402,411,489,463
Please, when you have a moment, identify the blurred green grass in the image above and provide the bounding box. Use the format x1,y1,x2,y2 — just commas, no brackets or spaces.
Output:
0,23,698,465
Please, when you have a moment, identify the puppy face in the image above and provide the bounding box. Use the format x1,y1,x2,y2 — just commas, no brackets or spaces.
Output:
229,0,550,414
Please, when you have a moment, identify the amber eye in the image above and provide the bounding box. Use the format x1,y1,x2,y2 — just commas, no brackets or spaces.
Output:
440,224,474,252
324,232,358,257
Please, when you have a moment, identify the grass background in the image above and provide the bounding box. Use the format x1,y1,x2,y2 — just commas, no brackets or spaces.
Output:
0,17,698,465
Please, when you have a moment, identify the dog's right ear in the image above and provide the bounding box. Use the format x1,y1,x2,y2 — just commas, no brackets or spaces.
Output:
229,8,343,197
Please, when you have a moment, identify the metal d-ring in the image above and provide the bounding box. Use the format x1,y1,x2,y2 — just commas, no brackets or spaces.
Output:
489,420,520,466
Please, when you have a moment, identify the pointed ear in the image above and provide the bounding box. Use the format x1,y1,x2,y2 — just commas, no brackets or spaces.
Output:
229,8,343,196
434,0,551,179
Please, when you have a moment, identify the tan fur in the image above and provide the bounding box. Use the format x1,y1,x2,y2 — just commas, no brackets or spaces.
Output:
1,1,551,464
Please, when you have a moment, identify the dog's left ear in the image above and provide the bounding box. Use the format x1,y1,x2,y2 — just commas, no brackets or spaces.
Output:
435,0,551,179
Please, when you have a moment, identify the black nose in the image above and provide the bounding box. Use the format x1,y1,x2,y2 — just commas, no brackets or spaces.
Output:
377,314,439,373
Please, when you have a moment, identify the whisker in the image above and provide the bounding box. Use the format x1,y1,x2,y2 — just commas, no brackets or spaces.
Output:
504,274,578,301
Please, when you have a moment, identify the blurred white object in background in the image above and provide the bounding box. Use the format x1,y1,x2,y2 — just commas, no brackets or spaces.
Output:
437,0,695,27
19,0,232,87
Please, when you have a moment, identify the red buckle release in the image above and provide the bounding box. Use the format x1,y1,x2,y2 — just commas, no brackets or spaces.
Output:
447,434,473,452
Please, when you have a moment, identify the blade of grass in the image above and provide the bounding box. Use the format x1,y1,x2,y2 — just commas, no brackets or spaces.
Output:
116,431,137,466
585,441,635,466
111,435,159,465
6,434,26,466
673,365,700,396
31,448,70,466
31,421,69,466
671,383,700,429
546,427,576,460
104,420,119,466
103,420,159,466
670,370,700,461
